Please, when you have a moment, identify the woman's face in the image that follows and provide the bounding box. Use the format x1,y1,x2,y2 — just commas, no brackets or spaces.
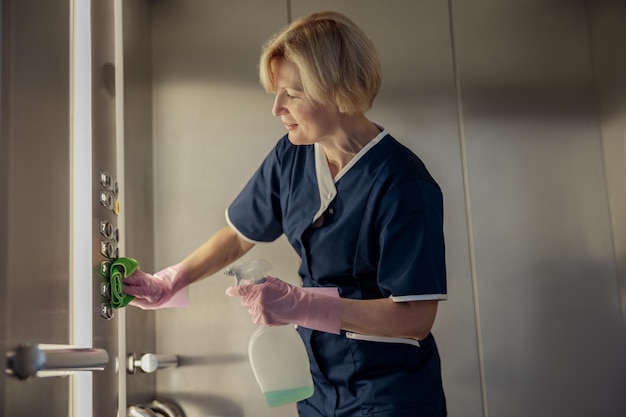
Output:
271,58,341,145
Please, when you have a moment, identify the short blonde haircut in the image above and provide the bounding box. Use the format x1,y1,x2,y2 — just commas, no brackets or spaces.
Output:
259,11,382,115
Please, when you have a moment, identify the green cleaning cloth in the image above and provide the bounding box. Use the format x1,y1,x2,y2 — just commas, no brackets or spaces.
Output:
110,257,139,309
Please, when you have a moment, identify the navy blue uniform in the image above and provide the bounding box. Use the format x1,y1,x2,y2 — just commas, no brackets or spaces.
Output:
228,130,447,416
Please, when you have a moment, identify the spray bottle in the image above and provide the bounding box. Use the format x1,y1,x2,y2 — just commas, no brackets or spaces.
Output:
224,259,314,407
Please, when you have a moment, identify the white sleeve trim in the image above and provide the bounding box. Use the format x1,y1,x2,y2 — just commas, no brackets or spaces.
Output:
391,293,447,302
346,332,420,348
224,208,266,245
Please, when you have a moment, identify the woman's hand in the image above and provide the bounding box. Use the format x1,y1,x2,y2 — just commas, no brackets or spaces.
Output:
123,263,191,309
225,276,342,334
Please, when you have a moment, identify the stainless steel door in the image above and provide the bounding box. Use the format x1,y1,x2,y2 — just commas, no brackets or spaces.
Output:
1,0,73,415
1,0,122,415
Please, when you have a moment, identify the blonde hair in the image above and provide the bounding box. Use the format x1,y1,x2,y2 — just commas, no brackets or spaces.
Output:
259,11,382,115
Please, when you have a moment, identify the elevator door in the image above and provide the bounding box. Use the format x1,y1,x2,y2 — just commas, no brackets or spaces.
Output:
1,0,72,415
1,0,123,415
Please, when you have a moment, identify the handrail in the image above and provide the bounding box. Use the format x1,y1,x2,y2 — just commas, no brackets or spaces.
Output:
6,343,108,379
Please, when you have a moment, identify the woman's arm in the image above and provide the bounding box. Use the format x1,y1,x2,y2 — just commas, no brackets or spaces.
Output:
123,226,254,309
341,298,438,341
226,276,439,339
181,225,255,283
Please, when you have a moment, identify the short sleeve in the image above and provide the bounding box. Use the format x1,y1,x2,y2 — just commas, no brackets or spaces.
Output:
376,179,447,301
226,143,284,243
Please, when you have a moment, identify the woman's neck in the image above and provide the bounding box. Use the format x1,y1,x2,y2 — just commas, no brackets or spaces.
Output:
320,115,380,176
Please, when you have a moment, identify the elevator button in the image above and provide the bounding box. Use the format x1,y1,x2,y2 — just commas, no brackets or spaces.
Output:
99,190,114,210
100,302,114,320
99,171,113,190
100,241,110,258
100,260,111,277
100,220,113,238
100,241,117,259
100,281,111,298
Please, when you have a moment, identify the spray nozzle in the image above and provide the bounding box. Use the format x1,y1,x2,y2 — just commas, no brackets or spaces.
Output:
224,258,272,285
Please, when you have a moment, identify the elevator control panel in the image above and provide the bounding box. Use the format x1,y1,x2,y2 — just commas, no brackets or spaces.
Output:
98,170,119,320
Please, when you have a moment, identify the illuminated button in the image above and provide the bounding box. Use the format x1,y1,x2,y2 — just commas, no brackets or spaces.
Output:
100,281,111,298
114,199,120,216
100,260,112,277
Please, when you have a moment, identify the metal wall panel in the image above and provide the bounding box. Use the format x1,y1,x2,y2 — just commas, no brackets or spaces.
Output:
143,1,626,417
147,0,482,415
289,2,483,416
91,1,121,415
0,0,9,412
121,0,158,407
150,2,297,416
451,0,625,415
587,0,626,341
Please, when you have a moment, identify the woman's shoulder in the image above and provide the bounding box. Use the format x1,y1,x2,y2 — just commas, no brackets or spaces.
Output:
372,134,437,185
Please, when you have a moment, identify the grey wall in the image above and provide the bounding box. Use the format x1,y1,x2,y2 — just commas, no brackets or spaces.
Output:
149,3,298,416
450,0,625,415
124,1,626,416
588,0,626,337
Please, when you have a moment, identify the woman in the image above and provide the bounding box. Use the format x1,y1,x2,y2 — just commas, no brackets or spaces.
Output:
124,10,447,417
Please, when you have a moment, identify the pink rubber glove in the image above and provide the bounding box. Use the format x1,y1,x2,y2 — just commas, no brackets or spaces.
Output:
225,276,342,334
123,263,191,310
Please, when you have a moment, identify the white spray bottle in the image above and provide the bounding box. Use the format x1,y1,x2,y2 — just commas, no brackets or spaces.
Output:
224,259,314,407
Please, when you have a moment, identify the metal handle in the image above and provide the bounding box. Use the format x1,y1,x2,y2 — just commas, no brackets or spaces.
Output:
127,353,179,374
127,405,159,417
128,399,186,417
147,399,186,417
6,343,109,380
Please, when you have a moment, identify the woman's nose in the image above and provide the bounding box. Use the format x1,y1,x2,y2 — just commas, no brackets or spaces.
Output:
272,93,286,117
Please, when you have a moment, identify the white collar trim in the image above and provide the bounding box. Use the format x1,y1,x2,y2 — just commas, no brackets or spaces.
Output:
312,129,387,222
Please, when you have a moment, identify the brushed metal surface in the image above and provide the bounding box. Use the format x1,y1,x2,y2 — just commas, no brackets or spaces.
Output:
130,1,626,416
121,0,158,407
147,0,481,415
587,0,626,341
91,0,121,416
0,0,8,412
452,0,626,415
290,2,483,415
150,2,294,416
1,0,71,415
